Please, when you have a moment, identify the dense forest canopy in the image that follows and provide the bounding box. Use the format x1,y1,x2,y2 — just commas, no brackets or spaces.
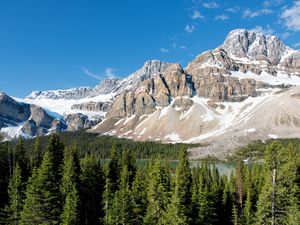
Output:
0,132,299,224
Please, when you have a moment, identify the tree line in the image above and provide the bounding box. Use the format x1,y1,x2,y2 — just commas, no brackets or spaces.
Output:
0,134,299,224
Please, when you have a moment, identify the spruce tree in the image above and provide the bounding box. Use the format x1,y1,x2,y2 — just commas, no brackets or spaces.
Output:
109,166,133,225
46,134,64,181
60,145,80,225
160,188,188,225
143,159,170,225
175,148,192,216
107,144,121,194
80,154,104,225
29,138,42,169
6,163,24,225
14,139,28,180
131,169,147,225
20,151,61,225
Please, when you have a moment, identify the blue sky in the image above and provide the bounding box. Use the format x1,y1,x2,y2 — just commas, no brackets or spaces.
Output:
0,0,300,97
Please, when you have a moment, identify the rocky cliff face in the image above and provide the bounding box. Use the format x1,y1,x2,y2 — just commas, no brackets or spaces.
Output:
64,113,101,131
108,64,194,117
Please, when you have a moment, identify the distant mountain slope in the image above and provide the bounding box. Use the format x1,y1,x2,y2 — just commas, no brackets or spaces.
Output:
2,29,300,159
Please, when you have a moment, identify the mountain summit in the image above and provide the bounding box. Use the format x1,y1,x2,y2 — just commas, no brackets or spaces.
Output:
2,29,300,158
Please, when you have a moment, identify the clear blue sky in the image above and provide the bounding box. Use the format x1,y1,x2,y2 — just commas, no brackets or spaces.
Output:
0,0,299,97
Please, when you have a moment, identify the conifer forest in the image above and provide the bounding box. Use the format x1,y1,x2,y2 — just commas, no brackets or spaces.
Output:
0,132,299,225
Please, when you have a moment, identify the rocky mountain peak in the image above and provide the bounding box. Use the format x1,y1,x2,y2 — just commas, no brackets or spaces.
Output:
222,29,288,65
89,78,120,97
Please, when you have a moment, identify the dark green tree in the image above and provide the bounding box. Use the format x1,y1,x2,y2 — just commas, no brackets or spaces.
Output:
109,166,133,225
80,154,104,225
60,145,80,225
143,159,170,225
5,163,24,225
20,151,61,225
175,148,192,217
131,169,147,225
160,187,188,225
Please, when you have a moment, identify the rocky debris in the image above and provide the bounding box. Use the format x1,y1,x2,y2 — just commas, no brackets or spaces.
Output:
64,113,101,131
172,97,194,111
71,101,112,112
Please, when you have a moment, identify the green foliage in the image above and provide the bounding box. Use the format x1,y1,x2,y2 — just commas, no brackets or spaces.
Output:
131,170,147,225
20,151,61,225
60,145,80,225
109,166,133,225
0,134,299,224
144,159,170,225
80,154,104,225
5,163,24,224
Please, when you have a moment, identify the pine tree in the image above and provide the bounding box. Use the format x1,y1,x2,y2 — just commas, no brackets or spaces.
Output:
160,188,188,225
46,134,64,181
80,154,104,225
232,204,239,225
256,142,300,225
14,139,28,180
107,144,121,194
20,151,61,225
243,189,253,225
175,148,192,217
131,169,147,225
143,159,170,225
60,145,80,225
109,166,133,225
29,138,42,169
5,163,24,225
121,149,136,187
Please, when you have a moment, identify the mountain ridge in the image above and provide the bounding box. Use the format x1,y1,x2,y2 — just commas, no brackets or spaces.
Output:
2,28,300,158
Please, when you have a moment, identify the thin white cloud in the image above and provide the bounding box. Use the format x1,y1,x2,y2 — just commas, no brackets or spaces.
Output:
281,1,300,31
294,42,300,48
215,14,229,20
83,67,117,80
262,0,283,8
160,48,169,53
82,67,102,81
280,32,291,39
226,6,240,13
192,10,204,19
105,68,116,78
180,45,187,49
203,2,219,9
185,24,196,34
242,8,273,18
251,25,274,35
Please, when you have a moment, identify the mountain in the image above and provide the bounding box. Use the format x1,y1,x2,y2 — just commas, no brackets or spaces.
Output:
2,29,300,158
0,92,63,140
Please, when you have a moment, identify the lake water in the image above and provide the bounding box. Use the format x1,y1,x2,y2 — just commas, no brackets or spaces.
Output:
137,160,236,177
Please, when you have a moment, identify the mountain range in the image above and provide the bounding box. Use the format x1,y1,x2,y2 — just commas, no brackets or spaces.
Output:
1,28,300,158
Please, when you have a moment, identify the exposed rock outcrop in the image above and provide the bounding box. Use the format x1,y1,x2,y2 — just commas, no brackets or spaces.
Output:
71,101,112,112
64,113,101,131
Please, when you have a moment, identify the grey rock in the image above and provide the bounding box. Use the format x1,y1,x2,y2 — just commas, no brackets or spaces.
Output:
27,87,93,100
64,113,101,131
89,78,120,96
71,101,112,112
